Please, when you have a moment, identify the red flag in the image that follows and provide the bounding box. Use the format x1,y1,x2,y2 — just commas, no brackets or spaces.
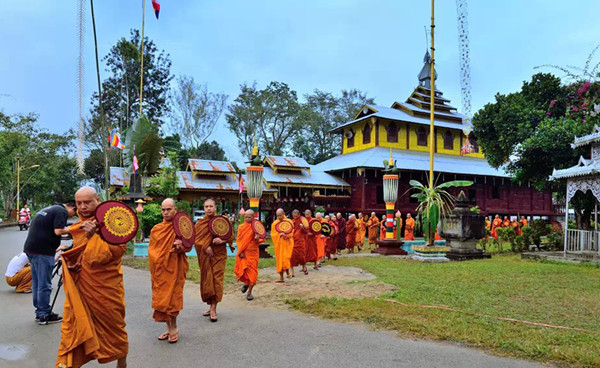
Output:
152,0,160,19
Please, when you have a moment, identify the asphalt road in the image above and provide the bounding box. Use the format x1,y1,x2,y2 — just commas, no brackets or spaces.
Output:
0,227,549,368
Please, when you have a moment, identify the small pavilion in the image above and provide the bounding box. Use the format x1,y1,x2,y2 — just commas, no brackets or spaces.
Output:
551,126,600,258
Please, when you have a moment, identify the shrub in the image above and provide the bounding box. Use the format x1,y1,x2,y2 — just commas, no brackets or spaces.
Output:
138,203,162,239
521,225,532,251
546,228,563,250
530,219,551,249
496,227,516,252
315,206,325,215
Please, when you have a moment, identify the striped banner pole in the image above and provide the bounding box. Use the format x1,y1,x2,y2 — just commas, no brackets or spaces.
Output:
385,203,395,239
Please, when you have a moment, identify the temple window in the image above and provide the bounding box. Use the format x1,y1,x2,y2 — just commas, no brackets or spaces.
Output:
443,130,454,150
387,122,398,143
363,123,372,144
346,129,355,148
417,127,428,146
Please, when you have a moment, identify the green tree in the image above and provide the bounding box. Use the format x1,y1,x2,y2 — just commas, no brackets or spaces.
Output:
184,140,228,161
293,89,375,164
162,134,186,169
0,112,84,217
168,75,227,149
146,153,179,198
226,81,302,157
125,116,163,177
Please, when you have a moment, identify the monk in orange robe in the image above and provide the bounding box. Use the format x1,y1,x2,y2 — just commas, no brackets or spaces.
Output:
290,209,308,276
326,216,339,260
520,216,528,228
304,210,320,269
367,212,379,247
491,215,502,240
511,219,522,236
194,198,234,322
235,209,263,300
148,198,189,343
346,214,357,253
485,218,491,240
355,213,365,250
502,216,510,228
404,213,416,241
315,212,327,261
271,208,294,283
396,212,403,241
5,253,32,293
57,186,128,368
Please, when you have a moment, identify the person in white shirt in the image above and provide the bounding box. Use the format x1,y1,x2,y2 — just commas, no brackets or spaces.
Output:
5,252,32,293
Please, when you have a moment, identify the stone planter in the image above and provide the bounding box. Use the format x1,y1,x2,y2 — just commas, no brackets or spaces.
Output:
412,246,450,262
440,191,491,261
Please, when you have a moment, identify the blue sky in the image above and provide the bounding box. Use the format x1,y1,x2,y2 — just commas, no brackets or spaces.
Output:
2,0,599,162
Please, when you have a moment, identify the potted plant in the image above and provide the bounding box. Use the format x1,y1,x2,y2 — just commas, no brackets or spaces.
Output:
409,178,473,246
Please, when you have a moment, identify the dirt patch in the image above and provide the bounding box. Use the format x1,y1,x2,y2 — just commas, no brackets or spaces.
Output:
224,264,397,310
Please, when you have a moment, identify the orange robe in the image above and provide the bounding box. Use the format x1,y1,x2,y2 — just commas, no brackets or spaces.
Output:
148,221,189,322
355,218,365,247
346,218,357,249
326,220,338,257
6,266,32,293
234,222,261,286
367,217,379,244
194,215,234,305
316,219,327,259
502,219,510,228
291,217,307,267
485,220,491,240
520,218,528,228
57,216,128,367
404,218,415,241
512,221,522,236
304,216,319,262
271,218,294,273
491,218,502,239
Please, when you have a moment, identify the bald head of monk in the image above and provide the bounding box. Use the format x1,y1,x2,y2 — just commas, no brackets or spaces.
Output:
75,186,100,218
358,213,363,219
324,215,330,221
292,209,300,219
315,212,322,220
276,208,285,221
371,212,376,218
407,213,412,219
161,198,177,222
336,212,342,220
244,209,255,223
204,198,217,216
304,209,312,218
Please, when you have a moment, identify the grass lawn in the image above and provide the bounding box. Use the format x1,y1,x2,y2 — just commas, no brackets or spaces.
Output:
286,254,600,368
123,239,600,367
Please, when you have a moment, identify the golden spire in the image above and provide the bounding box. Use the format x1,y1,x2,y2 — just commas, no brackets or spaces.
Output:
252,134,258,156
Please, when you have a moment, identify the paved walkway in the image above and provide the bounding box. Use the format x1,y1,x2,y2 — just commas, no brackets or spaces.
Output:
0,228,549,368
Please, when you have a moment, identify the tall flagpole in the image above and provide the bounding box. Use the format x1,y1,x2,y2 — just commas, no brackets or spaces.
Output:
89,0,110,199
428,0,436,188
139,0,146,116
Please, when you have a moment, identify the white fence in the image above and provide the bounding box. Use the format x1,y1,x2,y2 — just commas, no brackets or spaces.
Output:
565,229,600,254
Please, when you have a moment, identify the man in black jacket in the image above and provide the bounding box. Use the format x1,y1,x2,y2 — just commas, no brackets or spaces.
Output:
23,200,76,325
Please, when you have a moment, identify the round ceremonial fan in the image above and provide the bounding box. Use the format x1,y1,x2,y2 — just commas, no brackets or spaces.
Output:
95,201,139,245
251,220,267,238
321,222,332,236
309,219,322,233
275,220,294,235
208,215,233,241
300,216,309,228
173,212,195,251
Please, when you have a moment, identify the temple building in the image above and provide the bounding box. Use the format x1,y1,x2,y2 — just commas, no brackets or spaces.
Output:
314,52,553,218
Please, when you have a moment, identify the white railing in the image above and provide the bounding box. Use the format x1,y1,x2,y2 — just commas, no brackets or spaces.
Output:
564,229,600,253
